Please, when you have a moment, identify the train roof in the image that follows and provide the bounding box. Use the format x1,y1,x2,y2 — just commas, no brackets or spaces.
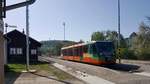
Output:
61,41,112,50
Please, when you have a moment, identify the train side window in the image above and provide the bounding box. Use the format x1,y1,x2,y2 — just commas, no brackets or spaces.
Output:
68,49,70,56
79,46,82,56
89,44,97,54
70,48,73,56
78,47,80,56
66,49,69,56
67,49,69,56
74,48,76,56
76,47,78,56
83,45,88,53
72,48,75,56
89,45,92,54
68,48,73,56
75,47,79,56
92,44,97,54
66,50,68,56
69,49,72,56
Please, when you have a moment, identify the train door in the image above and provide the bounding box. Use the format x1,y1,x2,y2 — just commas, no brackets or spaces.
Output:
79,46,83,61
82,45,89,62
89,44,99,60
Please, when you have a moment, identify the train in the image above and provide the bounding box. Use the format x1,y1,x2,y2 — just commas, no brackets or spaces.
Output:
61,41,116,65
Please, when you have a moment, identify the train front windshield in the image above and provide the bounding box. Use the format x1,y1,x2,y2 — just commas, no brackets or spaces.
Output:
96,42,114,57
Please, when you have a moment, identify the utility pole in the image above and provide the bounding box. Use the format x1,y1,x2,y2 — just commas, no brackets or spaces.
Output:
26,0,30,71
63,22,66,40
118,0,121,63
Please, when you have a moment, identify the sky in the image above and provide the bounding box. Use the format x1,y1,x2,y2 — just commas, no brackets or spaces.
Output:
4,0,150,42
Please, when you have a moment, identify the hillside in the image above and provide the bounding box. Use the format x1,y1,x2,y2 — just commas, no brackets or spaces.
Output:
40,40,77,56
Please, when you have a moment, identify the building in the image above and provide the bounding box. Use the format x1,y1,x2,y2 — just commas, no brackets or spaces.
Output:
4,29,41,63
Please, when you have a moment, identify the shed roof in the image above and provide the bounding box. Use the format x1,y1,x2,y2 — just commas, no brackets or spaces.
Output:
4,29,41,47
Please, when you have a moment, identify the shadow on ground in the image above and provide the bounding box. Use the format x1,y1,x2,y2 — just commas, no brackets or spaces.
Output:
5,71,21,84
101,63,141,72
4,62,42,84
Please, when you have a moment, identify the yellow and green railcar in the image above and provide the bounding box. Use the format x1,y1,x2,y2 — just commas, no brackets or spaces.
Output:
61,41,116,65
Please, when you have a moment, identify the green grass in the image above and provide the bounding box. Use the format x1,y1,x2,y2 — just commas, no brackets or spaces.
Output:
7,64,26,72
6,62,74,80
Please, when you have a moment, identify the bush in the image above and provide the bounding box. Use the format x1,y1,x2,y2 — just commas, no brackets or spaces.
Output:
119,47,150,60
135,48,150,60
122,49,137,60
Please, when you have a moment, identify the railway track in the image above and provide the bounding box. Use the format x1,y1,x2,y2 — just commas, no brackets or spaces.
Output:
39,56,150,84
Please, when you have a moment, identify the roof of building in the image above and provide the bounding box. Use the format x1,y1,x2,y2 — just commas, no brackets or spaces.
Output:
4,29,41,47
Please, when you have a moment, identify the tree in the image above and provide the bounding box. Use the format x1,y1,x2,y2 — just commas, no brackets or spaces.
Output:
53,43,63,56
129,32,137,48
119,34,127,48
105,30,126,48
106,30,118,40
136,22,150,48
91,31,105,41
78,39,84,43
129,21,150,60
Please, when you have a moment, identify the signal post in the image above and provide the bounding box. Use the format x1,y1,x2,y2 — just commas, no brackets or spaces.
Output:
118,48,121,64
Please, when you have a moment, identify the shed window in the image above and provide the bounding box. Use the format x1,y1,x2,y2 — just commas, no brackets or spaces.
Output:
10,48,16,55
16,48,23,55
31,49,37,55
10,48,23,55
